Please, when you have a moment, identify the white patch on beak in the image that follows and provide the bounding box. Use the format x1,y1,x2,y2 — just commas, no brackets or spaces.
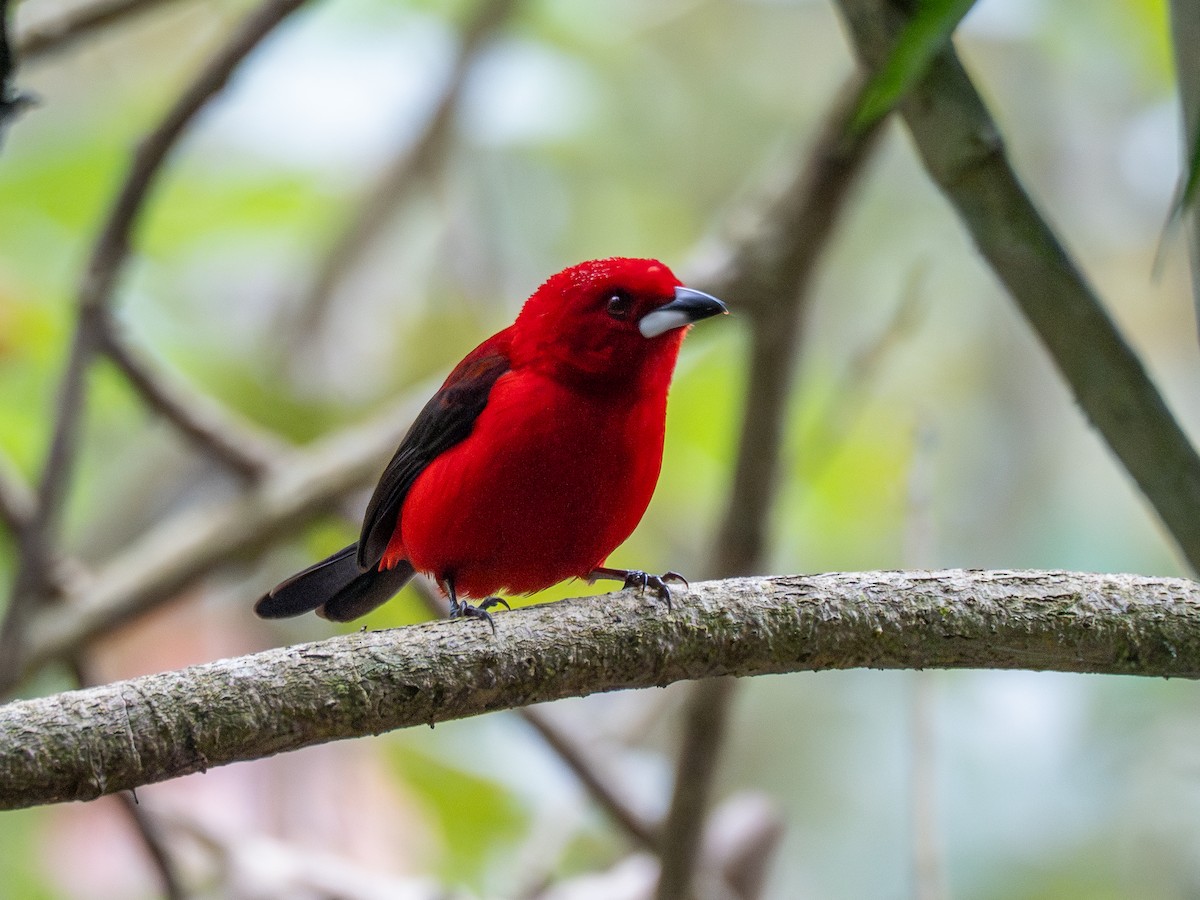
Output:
638,308,694,339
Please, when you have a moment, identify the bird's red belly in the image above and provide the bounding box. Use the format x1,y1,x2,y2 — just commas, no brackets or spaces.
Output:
388,372,665,597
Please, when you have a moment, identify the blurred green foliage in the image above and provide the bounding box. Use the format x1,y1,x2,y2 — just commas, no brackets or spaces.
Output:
389,742,528,890
1,0,1198,897
0,807,55,899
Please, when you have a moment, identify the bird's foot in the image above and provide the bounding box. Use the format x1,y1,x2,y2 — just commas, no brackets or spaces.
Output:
587,567,688,611
449,596,510,634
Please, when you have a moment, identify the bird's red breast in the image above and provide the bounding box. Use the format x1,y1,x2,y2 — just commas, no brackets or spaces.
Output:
254,257,727,622
381,257,695,597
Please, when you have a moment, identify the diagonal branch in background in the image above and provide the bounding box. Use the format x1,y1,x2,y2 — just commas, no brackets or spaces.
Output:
116,792,186,900
406,571,662,851
7,381,436,691
0,0,311,683
4,569,1200,811
519,706,661,852
654,676,736,900
289,0,520,342
655,76,889,900
99,322,284,480
15,0,192,62
834,0,1200,575
705,73,888,580
69,657,187,899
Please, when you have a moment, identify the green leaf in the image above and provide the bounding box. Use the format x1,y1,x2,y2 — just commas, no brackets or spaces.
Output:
1153,115,1200,277
852,0,979,131
1172,115,1200,220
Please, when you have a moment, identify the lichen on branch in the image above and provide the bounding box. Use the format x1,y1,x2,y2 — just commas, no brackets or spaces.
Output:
1,568,1198,810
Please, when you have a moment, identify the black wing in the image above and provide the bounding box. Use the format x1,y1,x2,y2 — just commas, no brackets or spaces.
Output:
357,338,512,568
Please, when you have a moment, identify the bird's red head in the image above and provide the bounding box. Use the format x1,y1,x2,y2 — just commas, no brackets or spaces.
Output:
511,257,727,387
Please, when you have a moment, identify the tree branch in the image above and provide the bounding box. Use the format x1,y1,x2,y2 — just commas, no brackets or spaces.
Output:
655,76,887,900
1,0,311,678
7,381,436,689
833,0,1200,575
16,0,191,62
654,677,736,900
3,569,1199,810
45,0,306,521
100,322,284,480
290,0,518,340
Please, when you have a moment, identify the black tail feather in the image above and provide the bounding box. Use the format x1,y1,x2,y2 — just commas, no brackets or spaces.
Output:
254,544,415,621
319,560,415,622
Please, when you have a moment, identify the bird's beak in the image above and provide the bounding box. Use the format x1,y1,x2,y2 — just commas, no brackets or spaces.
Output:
638,286,729,339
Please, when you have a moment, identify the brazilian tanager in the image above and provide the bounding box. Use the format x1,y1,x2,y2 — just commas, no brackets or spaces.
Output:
255,257,727,626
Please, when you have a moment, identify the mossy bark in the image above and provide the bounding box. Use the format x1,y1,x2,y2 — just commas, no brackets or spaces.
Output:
2,569,1199,810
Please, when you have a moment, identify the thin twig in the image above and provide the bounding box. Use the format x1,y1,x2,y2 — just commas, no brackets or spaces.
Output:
100,322,284,480
707,73,887,578
0,0,310,683
520,707,661,852
117,793,188,900
16,0,192,62
4,569,1200,810
68,657,188,899
9,380,436,690
835,0,1200,575
289,0,519,342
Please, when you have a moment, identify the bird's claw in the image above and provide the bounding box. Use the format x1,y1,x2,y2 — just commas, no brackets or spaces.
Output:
621,569,688,611
450,596,509,634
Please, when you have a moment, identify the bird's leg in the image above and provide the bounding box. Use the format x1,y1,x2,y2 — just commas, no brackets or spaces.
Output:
442,577,508,634
586,566,688,611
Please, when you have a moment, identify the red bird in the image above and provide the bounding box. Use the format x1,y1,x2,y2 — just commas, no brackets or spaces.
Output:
255,258,727,627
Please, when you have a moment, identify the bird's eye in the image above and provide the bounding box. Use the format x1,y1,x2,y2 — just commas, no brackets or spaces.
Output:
606,291,633,320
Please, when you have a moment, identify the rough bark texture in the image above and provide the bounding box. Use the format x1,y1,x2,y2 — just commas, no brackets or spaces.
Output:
2,569,1199,810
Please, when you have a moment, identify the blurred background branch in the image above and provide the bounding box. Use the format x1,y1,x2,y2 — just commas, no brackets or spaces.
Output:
0,0,310,685
99,321,284,480
654,676,736,900
836,0,1200,575
658,74,888,900
2,0,1197,896
15,0,190,61
10,380,434,688
287,0,519,347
